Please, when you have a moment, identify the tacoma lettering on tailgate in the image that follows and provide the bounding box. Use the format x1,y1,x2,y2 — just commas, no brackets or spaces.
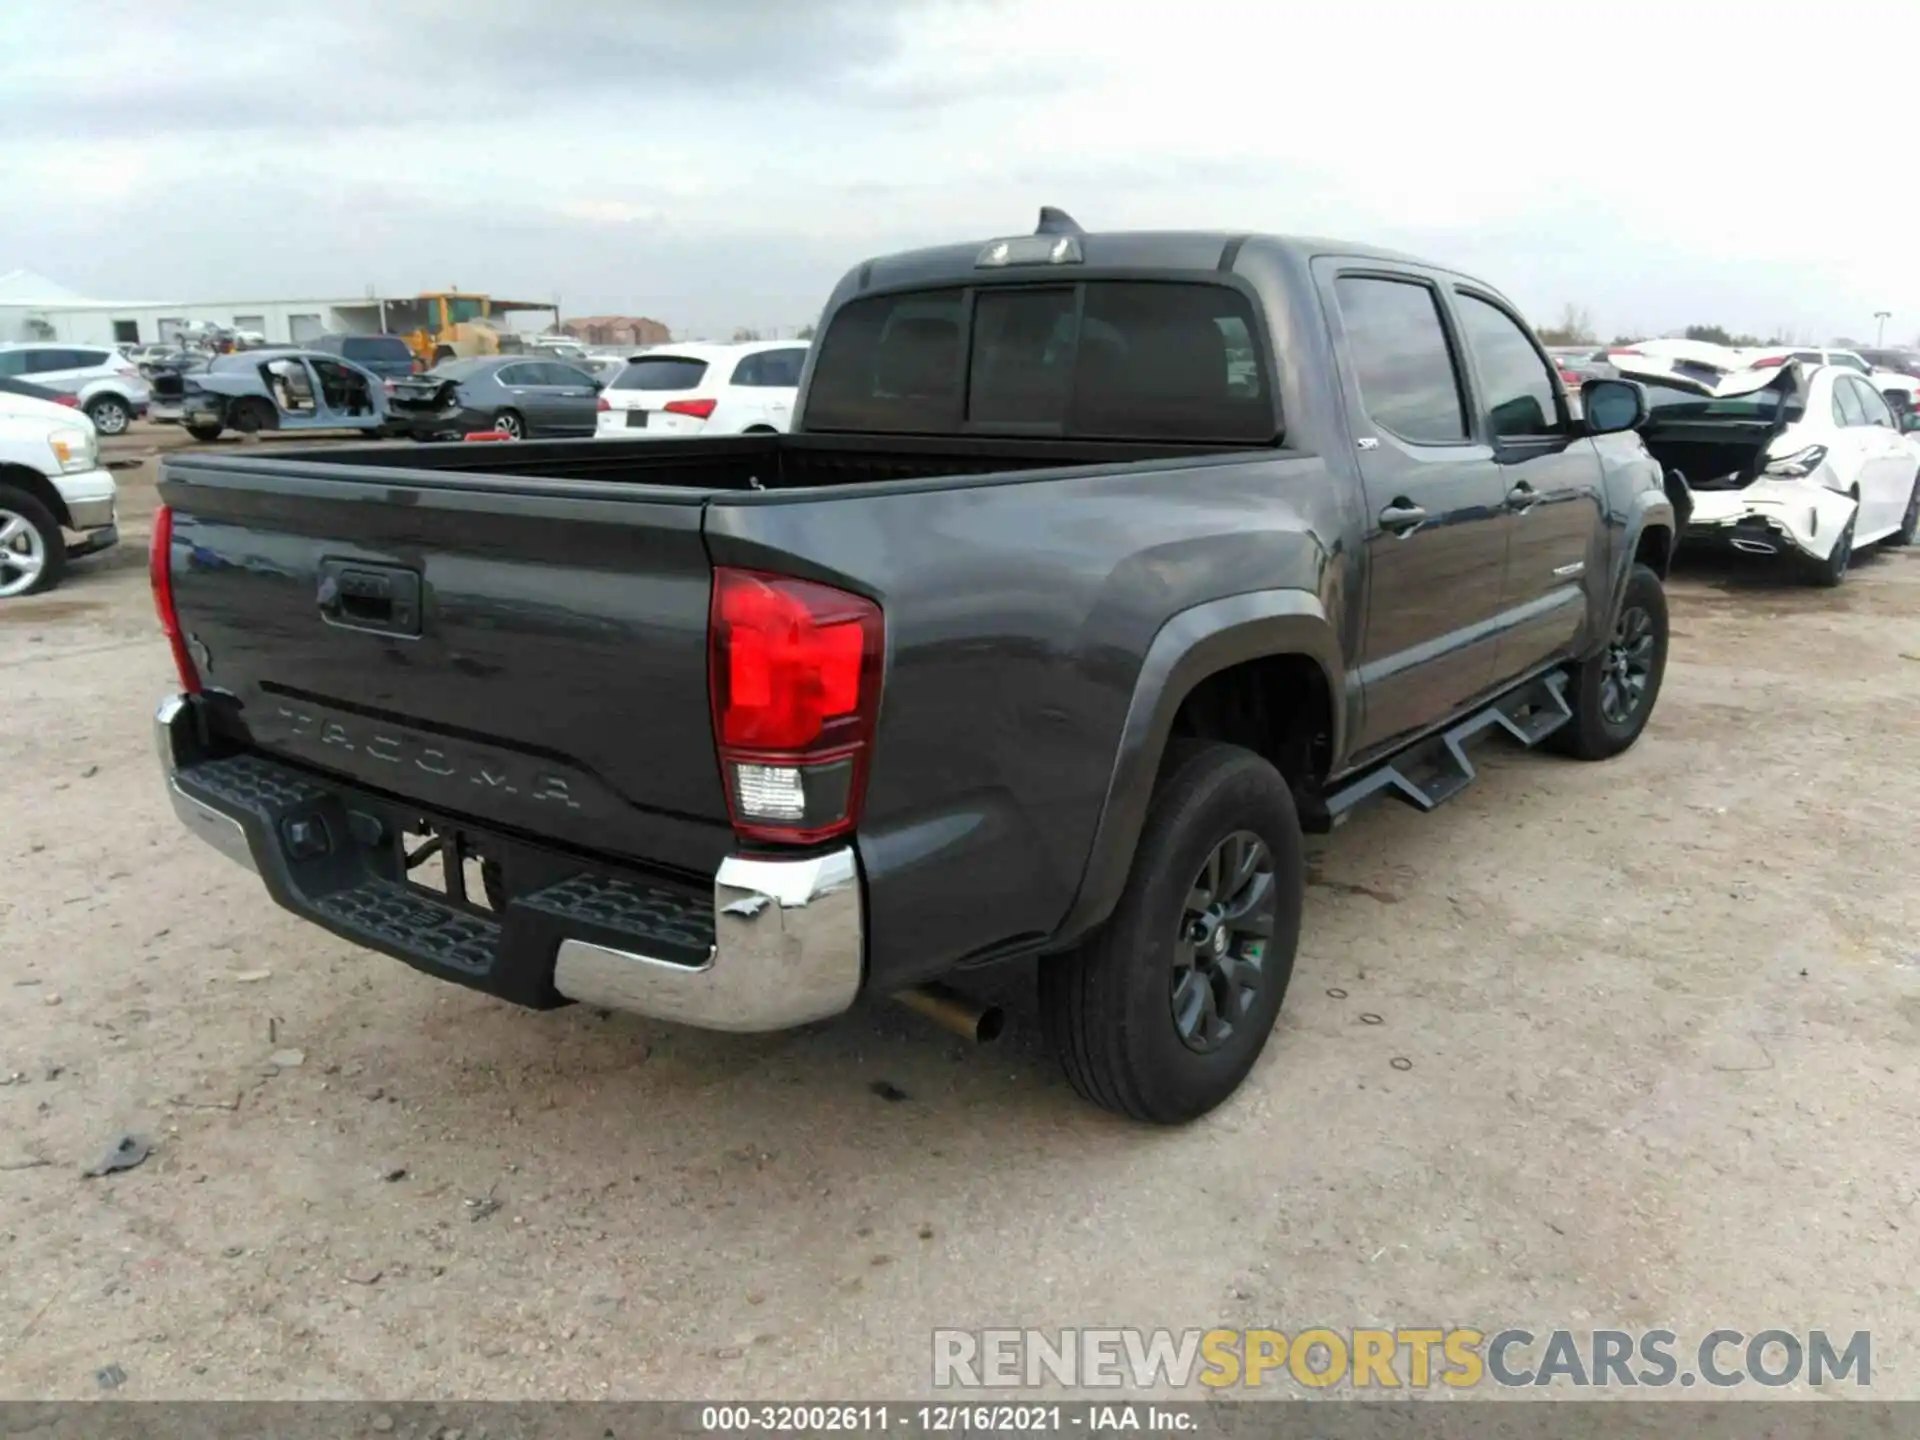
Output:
262,702,583,811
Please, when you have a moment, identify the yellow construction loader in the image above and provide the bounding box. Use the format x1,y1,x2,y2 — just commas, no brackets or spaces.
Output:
383,292,559,370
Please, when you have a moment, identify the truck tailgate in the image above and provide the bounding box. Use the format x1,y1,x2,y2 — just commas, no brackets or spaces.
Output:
161,458,732,876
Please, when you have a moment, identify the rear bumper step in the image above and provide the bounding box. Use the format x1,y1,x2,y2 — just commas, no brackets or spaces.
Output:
154,694,863,1032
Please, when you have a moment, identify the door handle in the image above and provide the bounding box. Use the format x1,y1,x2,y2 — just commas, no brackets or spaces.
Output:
1506,481,1540,512
1378,501,1428,536
316,559,422,638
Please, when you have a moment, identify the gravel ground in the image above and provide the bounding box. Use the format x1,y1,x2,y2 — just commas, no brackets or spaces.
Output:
2,424,1917,1401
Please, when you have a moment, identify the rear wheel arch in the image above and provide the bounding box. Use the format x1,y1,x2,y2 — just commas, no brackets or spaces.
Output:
1052,591,1343,945
0,463,72,528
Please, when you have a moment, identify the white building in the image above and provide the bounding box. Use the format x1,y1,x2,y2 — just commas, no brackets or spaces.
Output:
0,268,413,348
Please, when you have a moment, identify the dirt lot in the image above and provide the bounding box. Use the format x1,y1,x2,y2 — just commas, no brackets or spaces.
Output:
3,423,1918,1400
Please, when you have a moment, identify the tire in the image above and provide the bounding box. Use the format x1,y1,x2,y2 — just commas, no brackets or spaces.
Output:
491,409,525,440
1039,740,1305,1124
231,398,277,435
1889,472,1919,547
86,394,131,436
0,485,67,599
1801,506,1856,587
185,423,224,443
1548,562,1669,761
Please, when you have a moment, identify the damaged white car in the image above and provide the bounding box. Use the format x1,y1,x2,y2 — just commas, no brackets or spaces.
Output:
1611,354,1920,585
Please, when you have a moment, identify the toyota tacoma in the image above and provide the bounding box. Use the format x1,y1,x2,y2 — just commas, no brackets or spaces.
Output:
150,211,1676,1122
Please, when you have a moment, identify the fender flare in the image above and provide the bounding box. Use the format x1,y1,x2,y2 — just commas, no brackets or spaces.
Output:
1051,588,1343,944
1609,487,1678,624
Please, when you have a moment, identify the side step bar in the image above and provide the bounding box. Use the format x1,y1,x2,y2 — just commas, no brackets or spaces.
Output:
1321,670,1573,825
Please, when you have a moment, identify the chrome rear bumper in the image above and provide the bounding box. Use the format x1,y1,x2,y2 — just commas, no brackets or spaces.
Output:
154,694,864,1032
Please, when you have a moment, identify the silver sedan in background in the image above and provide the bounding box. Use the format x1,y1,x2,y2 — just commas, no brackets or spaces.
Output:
386,356,602,440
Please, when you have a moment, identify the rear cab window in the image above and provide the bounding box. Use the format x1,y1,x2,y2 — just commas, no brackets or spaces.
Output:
343,336,413,365
613,356,710,391
1331,276,1468,444
805,281,1274,442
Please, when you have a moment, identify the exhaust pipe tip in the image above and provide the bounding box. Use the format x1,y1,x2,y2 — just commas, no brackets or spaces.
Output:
1730,537,1777,555
893,982,1005,1044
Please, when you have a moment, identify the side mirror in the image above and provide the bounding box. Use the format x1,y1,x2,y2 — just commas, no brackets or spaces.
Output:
1583,377,1648,435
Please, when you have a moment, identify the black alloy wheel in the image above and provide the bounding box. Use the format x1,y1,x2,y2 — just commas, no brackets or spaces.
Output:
1598,603,1657,728
1171,830,1277,1054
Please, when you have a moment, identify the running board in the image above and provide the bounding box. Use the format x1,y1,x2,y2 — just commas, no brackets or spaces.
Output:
1321,671,1573,825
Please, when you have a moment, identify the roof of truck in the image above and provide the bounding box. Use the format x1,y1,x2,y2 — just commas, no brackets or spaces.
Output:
847,226,1443,293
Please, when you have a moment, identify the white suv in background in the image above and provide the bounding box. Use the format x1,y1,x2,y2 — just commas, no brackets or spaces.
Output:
0,388,119,598
0,344,151,436
595,340,808,438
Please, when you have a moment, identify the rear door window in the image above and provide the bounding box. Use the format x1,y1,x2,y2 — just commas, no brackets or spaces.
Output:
1852,377,1895,427
1333,276,1468,444
1832,378,1867,427
613,356,710,391
732,347,807,388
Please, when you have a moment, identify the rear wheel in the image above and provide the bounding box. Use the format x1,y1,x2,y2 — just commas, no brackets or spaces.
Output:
0,486,66,599
1802,507,1855,586
86,394,131,436
1039,740,1304,1124
1889,471,1919,547
491,409,525,440
185,422,224,443
1548,562,1669,761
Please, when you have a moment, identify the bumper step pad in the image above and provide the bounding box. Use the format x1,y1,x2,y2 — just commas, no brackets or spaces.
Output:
172,751,714,1003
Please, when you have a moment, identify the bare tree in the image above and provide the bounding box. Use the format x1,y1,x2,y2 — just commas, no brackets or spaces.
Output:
1535,303,1596,347
796,323,816,340
731,326,763,343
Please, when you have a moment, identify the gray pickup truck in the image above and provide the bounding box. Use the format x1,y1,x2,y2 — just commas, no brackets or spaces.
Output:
150,211,1677,1123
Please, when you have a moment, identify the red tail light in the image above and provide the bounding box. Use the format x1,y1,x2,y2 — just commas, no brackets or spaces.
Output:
55,394,78,408
596,395,610,412
149,505,201,693
1558,368,1581,386
708,567,884,844
664,398,717,421
1750,355,1786,368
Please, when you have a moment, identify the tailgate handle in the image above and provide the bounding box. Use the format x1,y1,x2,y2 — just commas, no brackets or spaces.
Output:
317,560,422,638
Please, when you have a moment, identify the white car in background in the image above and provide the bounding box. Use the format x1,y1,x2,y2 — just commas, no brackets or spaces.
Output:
1612,353,1920,585
0,343,152,437
595,340,809,438
0,388,119,598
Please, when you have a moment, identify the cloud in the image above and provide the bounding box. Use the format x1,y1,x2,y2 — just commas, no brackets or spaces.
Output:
1,0,1915,343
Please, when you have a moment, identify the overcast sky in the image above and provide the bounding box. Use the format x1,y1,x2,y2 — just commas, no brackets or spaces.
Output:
2,0,1913,343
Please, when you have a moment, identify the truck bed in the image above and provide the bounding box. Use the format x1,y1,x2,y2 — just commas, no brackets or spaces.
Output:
219,431,1257,497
